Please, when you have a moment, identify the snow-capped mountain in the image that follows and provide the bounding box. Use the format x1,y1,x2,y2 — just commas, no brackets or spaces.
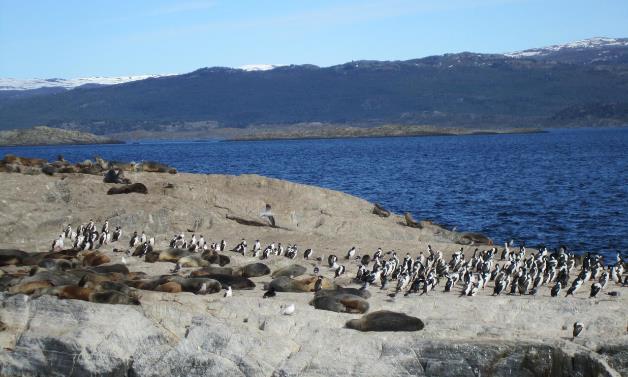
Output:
505,37,628,58
238,64,283,71
0,75,172,91
0,66,283,91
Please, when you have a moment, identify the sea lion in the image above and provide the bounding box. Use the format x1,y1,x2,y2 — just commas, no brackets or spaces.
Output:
0,249,29,266
107,183,148,195
37,285,94,301
178,255,209,268
89,290,140,305
38,258,74,271
88,263,129,275
268,275,335,293
154,248,193,263
44,249,80,261
169,276,221,294
139,161,174,173
346,311,425,332
81,251,111,267
201,251,230,266
103,169,131,184
8,280,53,295
271,264,307,278
157,281,183,293
203,274,255,290
236,262,271,278
316,287,371,299
22,270,80,286
190,266,234,277
310,292,369,314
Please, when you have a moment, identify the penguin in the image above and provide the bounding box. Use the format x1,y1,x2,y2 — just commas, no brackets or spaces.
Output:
566,278,583,296
493,278,506,296
590,282,601,298
224,286,232,298
129,232,139,248
101,220,109,234
113,227,122,242
140,232,147,244
220,240,226,252
551,282,561,297
313,266,320,275
51,235,64,251
64,224,72,239
334,265,345,278
263,287,276,299
346,246,356,260
253,240,261,253
328,254,338,268
304,249,313,260
572,322,584,340
314,276,323,292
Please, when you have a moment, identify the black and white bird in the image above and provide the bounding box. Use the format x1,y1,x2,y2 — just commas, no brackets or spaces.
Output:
129,232,139,248
590,282,602,298
304,249,313,260
572,322,584,340
566,278,583,296
51,235,64,251
112,227,122,242
314,276,324,292
334,265,345,278
346,246,356,259
263,287,276,299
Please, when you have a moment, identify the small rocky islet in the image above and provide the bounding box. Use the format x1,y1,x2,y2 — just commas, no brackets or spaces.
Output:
0,155,626,377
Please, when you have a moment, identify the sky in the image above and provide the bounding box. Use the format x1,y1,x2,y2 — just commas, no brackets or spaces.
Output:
1,0,628,78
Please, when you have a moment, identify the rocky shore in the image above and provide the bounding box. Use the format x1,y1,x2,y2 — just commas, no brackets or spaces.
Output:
0,160,625,376
0,126,122,146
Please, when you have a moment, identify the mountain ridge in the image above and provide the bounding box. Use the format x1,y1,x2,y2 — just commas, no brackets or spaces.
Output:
1,37,628,134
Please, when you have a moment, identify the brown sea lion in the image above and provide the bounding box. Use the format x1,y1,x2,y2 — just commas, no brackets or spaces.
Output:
201,251,230,266
8,280,53,295
156,248,193,263
310,292,369,314
235,262,271,278
89,290,140,305
268,275,335,293
190,266,234,277
38,258,74,271
88,263,129,275
270,264,307,279
81,252,111,267
53,286,94,301
346,311,425,332
0,249,29,266
178,255,209,268
169,276,221,294
157,281,182,293
316,287,371,299
203,274,255,290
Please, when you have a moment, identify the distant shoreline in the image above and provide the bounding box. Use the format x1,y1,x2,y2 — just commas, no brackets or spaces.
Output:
227,126,546,142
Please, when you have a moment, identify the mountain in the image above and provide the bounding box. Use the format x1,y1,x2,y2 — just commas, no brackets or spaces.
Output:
505,37,628,63
0,75,171,91
1,37,627,136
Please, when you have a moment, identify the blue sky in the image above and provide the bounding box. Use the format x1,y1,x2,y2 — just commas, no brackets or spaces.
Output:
1,0,627,78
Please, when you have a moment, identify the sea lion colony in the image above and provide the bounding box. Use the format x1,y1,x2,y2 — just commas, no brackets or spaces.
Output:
1,216,626,333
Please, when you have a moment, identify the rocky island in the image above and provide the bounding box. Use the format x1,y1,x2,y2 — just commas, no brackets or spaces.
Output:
0,156,625,377
0,126,122,146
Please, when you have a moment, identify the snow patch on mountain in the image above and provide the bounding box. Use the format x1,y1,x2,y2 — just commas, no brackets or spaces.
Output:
505,37,628,58
0,75,172,91
238,64,283,71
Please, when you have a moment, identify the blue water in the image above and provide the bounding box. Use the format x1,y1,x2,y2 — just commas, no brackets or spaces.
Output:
2,128,627,258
